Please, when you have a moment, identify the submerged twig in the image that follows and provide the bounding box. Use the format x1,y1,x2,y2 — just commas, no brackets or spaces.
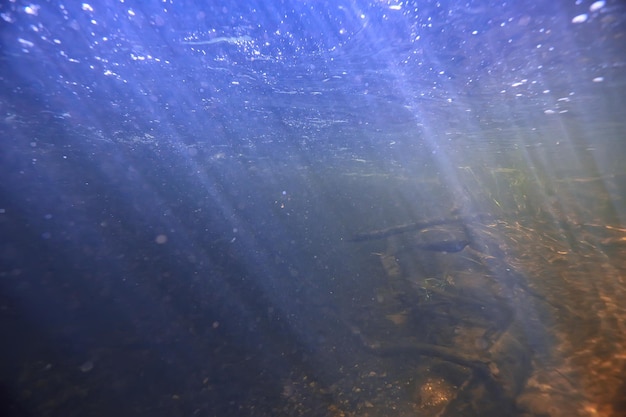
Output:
349,213,496,242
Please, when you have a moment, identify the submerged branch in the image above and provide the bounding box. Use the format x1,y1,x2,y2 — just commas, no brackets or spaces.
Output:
348,213,497,242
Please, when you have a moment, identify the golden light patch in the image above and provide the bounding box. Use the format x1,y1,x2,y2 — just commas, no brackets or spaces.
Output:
385,312,408,325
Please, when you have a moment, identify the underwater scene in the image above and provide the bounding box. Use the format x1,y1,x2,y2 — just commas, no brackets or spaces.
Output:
1,1,626,416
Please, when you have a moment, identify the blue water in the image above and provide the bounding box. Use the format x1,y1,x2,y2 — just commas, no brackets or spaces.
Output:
1,1,626,416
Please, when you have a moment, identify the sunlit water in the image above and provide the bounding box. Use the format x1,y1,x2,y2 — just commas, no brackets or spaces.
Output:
1,1,625,416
